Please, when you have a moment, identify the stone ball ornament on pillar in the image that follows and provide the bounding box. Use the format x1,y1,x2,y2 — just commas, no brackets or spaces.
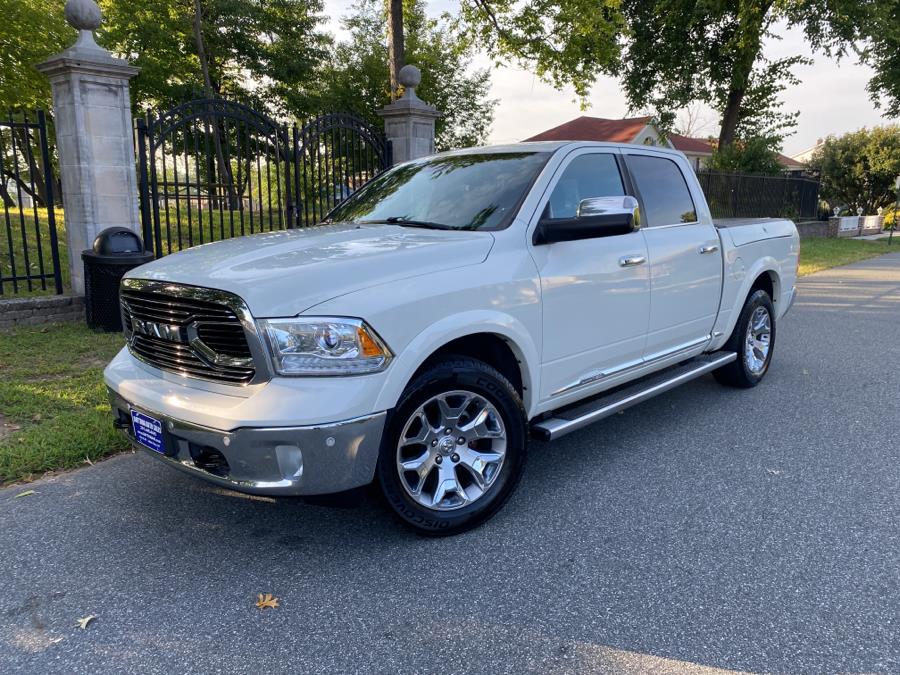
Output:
398,65,423,99
65,0,104,51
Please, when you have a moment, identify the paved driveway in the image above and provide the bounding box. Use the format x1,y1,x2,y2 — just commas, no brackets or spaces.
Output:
2,253,899,674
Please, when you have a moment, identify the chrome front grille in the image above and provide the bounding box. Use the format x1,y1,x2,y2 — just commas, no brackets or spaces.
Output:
121,280,259,385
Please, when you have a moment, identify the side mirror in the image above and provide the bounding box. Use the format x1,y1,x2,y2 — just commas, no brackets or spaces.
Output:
534,195,640,245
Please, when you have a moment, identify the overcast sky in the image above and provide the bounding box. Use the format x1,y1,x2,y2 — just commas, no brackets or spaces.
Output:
322,0,893,157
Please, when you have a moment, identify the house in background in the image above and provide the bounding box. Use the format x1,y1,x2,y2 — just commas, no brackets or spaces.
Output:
523,115,806,174
791,139,824,165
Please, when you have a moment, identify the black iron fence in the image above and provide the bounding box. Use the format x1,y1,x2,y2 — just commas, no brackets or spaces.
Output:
136,99,391,258
697,170,820,221
0,111,63,295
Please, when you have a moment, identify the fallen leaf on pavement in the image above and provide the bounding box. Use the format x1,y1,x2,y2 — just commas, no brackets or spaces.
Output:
14,490,36,498
76,615,96,629
256,594,279,610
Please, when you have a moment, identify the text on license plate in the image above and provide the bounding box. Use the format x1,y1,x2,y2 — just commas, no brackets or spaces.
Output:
130,410,165,454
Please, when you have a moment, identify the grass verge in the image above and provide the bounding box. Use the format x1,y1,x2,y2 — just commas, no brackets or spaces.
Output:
799,237,898,277
0,322,129,485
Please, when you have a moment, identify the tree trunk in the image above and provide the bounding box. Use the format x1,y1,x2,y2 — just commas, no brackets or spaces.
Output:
718,87,745,149
716,1,771,150
192,0,238,210
0,180,15,207
13,127,48,207
387,0,405,101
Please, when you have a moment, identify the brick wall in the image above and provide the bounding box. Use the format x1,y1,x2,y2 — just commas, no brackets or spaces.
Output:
0,295,85,331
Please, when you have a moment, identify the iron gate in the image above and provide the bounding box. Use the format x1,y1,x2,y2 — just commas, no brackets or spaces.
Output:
136,99,390,258
0,110,63,295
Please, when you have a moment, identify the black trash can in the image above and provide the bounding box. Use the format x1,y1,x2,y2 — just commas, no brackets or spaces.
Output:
82,228,154,332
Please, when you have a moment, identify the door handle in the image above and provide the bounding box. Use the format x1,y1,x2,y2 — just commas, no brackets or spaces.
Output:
699,244,719,254
619,255,647,267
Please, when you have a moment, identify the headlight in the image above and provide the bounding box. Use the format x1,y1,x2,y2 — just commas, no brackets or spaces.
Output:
259,317,392,376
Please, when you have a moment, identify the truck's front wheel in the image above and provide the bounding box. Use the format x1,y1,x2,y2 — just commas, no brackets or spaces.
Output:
376,357,527,536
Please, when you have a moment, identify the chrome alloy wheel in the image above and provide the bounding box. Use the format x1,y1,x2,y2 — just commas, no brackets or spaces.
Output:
744,306,772,375
395,390,507,511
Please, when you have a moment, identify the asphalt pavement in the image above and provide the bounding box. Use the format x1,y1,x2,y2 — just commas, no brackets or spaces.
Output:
2,253,899,674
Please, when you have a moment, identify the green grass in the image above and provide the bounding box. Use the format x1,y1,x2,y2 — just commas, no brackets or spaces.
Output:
799,237,899,277
0,322,129,485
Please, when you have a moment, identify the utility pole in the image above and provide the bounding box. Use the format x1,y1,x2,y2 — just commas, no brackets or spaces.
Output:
387,0,405,101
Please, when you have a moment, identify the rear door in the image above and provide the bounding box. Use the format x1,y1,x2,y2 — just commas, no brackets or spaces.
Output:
623,152,722,360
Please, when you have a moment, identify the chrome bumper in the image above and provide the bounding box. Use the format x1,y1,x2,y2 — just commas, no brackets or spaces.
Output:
108,388,386,496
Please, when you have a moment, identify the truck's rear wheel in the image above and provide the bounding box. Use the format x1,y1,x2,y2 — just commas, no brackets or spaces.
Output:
376,357,527,536
714,289,776,388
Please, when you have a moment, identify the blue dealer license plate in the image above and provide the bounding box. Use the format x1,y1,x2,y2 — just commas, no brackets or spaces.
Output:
131,410,165,454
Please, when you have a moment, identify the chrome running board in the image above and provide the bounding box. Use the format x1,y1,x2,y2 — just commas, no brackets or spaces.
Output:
531,351,737,441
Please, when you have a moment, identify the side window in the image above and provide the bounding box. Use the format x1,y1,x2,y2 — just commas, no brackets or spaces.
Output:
627,155,697,226
542,154,625,220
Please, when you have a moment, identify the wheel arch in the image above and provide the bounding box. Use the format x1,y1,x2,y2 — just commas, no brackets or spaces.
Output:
373,312,540,417
710,258,783,352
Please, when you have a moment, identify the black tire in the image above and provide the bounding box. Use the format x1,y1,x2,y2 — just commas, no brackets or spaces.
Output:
714,289,776,388
376,357,527,536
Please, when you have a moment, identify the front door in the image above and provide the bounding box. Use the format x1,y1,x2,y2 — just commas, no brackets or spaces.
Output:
530,150,651,402
624,152,723,360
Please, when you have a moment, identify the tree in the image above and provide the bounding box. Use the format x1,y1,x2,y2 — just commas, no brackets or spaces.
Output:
0,1,72,206
619,0,866,150
98,0,331,115
319,0,496,150
706,137,783,176
0,0,72,111
387,0,405,100
861,2,900,118
460,0,895,151
673,103,715,138
807,126,900,215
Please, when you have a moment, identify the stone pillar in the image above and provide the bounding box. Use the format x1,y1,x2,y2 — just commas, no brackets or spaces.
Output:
37,0,140,295
377,65,440,165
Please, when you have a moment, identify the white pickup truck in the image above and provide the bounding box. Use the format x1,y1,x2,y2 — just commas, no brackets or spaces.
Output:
105,141,799,535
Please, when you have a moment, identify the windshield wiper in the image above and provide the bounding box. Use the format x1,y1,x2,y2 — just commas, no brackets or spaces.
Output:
358,217,455,230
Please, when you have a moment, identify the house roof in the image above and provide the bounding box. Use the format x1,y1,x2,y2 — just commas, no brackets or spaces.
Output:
669,134,714,155
523,116,653,143
523,116,807,170
776,153,806,170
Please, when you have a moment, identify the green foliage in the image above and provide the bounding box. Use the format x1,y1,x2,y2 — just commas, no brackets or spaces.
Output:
319,0,496,150
98,0,331,115
861,2,900,118
706,137,783,176
0,0,73,110
807,126,900,215
458,0,623,101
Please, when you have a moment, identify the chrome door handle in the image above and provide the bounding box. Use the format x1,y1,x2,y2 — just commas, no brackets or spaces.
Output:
699,244,719,254
619,255,647,267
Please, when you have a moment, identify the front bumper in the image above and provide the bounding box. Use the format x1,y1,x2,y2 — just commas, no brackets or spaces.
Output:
108,388,386,496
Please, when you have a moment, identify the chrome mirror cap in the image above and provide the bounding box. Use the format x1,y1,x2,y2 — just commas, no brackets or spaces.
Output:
576,195,641,227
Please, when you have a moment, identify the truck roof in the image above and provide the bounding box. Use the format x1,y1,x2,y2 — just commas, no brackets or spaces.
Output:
434,141,688,159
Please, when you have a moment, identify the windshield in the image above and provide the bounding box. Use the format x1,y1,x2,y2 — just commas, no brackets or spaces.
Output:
326,152,550,230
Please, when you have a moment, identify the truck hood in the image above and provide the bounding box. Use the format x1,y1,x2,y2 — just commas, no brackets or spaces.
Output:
125,223,494,317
